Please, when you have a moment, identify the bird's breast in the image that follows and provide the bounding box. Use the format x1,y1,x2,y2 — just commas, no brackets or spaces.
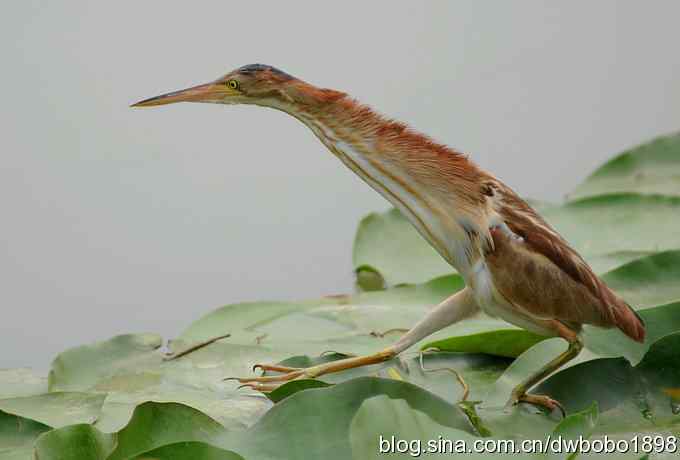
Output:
329,139,483,274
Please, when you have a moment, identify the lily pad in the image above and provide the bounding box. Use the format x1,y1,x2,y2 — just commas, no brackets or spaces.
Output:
0,410,50,459
221,377,473,460
600,250,680,309
49,333,164,393
32,402,233,460
0,392,105,428
353,208,454,287
108,402,225,460
541,194,680,261
348,395,495,459
570,133,680,200
44,333,270,433
0,368,47,399
34,424,116,460
130,441,244,460
424,329,548,359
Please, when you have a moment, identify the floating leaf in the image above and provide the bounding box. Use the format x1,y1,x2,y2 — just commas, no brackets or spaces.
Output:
0,368,47,399
0,392,105,428
131,441,244,460
424,329,548,359
583,300,680,365
34,424,115,460
0,410,50,460
108,402,225,460
542,194,680,261
353,208,454,286
348,395,496,459
570,133,680,200
32,402,233,460
222,377,473,459
600,250,680,309
48,333,163,393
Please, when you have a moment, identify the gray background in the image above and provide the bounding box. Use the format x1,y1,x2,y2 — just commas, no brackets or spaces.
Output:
2,1,679,370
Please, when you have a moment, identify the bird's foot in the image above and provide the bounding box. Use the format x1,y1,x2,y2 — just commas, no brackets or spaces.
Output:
225,349,396,393
225,364,307,392
506,392,566,417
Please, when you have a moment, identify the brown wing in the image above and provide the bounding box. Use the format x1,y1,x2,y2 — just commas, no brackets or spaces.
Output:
484,183,645,343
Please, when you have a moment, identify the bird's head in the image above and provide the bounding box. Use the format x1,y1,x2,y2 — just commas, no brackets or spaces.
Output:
132,64,343,110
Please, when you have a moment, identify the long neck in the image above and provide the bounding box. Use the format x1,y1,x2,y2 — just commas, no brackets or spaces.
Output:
278,90,492,273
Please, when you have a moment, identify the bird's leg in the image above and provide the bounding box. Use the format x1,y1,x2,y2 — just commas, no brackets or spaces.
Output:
506,322,583,416
229,287,480,392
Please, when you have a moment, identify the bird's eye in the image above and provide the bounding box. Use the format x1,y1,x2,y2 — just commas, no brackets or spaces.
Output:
227,79,240,90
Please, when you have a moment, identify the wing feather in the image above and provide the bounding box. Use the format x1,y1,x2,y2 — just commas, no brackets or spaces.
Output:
484,182,645,342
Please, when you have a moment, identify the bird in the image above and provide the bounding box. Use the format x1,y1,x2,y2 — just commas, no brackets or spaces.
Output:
132,64,645,414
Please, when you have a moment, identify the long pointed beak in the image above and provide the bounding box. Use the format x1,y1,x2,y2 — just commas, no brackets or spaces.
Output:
131,82,236,107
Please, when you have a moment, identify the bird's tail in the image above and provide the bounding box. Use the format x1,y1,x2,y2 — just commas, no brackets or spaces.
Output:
612,301,646,343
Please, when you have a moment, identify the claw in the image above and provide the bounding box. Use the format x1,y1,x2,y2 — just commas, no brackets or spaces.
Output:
253,363,301,374
238,382,283,392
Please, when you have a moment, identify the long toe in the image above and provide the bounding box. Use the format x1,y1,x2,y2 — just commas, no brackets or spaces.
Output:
224,369,304,384
519,393,566,417
237,382,283,392
253,363,302,374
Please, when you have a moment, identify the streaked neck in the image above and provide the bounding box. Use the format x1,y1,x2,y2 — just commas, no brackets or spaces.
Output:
283,96,489,274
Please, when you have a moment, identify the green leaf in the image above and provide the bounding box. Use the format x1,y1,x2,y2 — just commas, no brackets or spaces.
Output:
31,402,233,460
108,402,226,460
0,392,105,428
48,333,163,392
45,333,271,434
583,251,657,277
0,410,50,459
424,329,548,359
34,424,115,460
348,395,496,459
543,402,599,460
353,208,454,286
267,379,332,403
541,194,680,262
0,368,47,399
601,250,680,309
131,441,244,460
584,300,680,365
570,132,680,200
222,377,474,460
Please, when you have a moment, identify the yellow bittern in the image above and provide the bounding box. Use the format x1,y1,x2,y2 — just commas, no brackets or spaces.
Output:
132,64,645,414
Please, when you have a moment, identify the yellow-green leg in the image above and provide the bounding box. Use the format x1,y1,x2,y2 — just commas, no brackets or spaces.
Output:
226,288,480,392
231,348,396,392
506,334,583,416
